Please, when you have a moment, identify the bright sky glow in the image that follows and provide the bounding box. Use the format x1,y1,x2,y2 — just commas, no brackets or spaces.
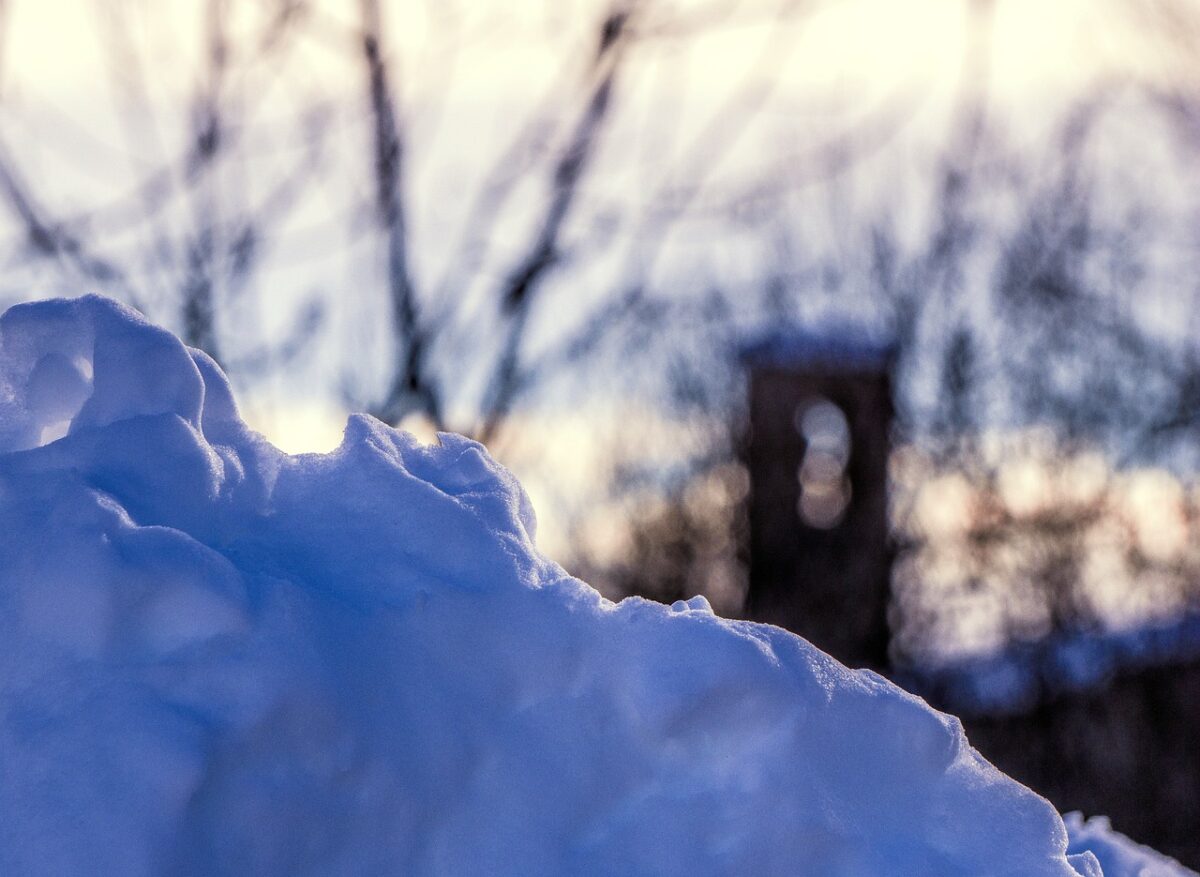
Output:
2,0,1165,107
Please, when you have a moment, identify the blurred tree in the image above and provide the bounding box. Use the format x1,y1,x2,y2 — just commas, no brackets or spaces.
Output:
1,0,1200,666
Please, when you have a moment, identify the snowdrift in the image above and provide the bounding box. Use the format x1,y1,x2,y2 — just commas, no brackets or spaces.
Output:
0,295,1190,876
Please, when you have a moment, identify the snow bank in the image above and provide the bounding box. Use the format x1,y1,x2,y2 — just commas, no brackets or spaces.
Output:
0,295,1178,876
1065,815,1196,877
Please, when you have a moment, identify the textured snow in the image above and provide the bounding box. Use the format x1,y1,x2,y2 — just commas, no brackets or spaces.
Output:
0,295,1187,876
1065,814,1197,877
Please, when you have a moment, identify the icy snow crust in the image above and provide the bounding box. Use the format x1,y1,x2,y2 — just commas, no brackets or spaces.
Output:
0,296,1137,875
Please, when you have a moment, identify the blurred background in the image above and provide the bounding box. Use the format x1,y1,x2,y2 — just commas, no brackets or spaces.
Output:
1,0,1198,864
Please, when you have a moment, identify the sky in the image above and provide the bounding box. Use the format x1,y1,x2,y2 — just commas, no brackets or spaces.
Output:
0,0,1193,568
1,0,1165,101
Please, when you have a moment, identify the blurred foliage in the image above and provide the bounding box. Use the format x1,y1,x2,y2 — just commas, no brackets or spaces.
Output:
893,436,1200,663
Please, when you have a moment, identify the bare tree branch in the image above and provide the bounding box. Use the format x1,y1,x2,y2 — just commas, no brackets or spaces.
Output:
0,139,142,307
177,0,234,360
359,0,443,428
516,0,815,404
426,51,576,326
477,4,639,444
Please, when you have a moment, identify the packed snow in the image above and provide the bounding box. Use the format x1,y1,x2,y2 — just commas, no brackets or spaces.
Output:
0,295,1192,876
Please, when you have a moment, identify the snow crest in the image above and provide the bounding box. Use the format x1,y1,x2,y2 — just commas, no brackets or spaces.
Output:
0,295,1144,875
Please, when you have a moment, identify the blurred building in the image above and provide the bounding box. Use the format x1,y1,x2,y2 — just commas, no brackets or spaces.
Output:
740,330,1200,868
740,329,894,672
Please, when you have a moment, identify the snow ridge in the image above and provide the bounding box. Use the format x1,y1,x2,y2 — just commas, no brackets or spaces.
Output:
0,295,1172,875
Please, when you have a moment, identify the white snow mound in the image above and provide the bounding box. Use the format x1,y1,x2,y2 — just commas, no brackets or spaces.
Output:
1065,815,1196,877
0,295,1171,876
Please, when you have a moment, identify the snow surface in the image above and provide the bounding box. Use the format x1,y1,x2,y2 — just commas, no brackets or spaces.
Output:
1065,814,1196,877
0,295,1191,876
